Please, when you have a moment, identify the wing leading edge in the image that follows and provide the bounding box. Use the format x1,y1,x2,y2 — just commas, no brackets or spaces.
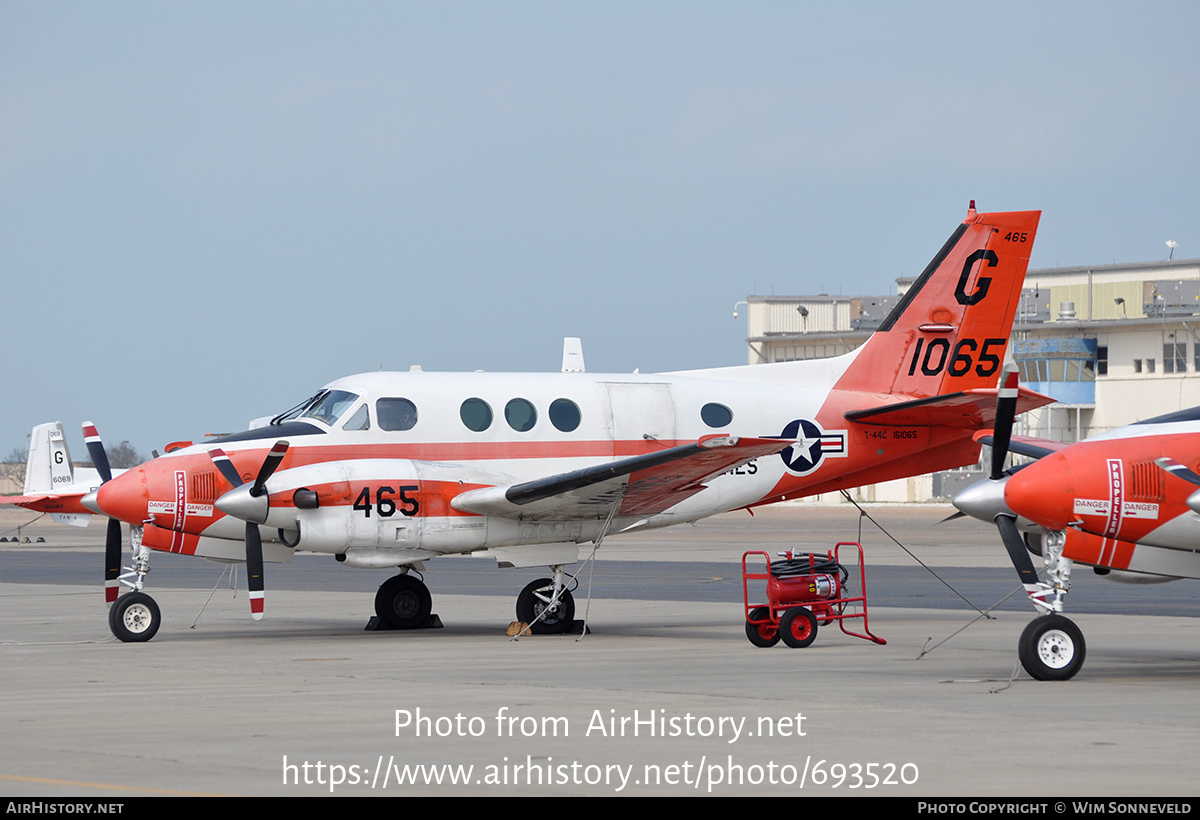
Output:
451,434,790,520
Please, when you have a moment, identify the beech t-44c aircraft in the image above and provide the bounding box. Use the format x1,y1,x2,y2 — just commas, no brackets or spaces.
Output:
73,203,1047,642
954,397,1200,681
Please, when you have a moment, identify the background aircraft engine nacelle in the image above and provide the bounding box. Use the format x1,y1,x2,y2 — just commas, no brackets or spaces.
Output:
215,458,510,555
1093,568,1181,585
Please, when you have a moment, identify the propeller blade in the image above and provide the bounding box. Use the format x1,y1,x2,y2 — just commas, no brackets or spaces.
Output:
1155,456,1200,486
250,441,289,498
937,510,967,524
996,514,1039,587
246,522,265,620
990,364,1019,481
212,442,286,620
85,422,121,602
104,517,122,603
208,447,244,488
82,422,112,483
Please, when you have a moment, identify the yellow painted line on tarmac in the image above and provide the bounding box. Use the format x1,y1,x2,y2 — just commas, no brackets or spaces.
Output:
0,772,228,796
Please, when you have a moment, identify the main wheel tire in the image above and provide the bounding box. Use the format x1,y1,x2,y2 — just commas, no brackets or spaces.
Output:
374,574,433,630
109,592,161,643
1019,614,1086,681
745,607,780,648
779,606,818,649
516,578,575,635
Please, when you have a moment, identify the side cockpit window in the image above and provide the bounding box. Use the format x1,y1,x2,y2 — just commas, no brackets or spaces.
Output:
295,390,360,427
342,404,371,431
377,398,418,431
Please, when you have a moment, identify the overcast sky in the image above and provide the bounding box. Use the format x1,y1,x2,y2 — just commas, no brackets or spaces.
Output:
2,1,1198,460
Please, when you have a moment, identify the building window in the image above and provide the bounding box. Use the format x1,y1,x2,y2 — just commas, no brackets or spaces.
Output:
1165,343,1186,373
1097,346,1108,376
1147,358,1156,373
1134,359,1142,373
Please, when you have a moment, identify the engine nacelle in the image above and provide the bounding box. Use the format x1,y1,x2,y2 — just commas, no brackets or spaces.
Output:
1092,567,1180,585
217,458,514,555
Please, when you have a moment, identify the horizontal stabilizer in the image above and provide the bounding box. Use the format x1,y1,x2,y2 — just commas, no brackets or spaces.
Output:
973,431,1068,460
452,435,790,520
844,386,1053,429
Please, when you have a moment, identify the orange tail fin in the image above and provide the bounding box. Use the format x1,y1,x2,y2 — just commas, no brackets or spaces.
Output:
837,203,1041,398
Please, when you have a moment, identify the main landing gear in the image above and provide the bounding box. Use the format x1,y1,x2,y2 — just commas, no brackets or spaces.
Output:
374,572,434,630
371,565,577,635
515,569,576,635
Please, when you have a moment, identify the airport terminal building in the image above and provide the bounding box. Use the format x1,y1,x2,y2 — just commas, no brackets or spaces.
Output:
743,258,1200,501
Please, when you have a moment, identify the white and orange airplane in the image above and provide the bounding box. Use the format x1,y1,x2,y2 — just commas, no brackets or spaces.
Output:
57,203,1048,643
954,391,1200,680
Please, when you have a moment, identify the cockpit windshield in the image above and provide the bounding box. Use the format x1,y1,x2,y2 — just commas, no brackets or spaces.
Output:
272,390,361,427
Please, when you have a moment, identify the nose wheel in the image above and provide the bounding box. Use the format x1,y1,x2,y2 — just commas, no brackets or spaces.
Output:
1019,614,1086,681
109,591,161,643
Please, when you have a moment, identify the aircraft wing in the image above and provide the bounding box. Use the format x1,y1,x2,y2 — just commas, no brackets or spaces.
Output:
451,435,790,520
844,386,1054,429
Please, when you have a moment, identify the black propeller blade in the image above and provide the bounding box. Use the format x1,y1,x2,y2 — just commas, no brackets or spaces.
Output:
987,366,1044,594
997,514,1040,588
84,422,122,603
990,363,1019,480
207,441,289,620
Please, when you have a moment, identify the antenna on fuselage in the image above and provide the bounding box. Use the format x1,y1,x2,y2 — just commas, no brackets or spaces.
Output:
562,337,586,373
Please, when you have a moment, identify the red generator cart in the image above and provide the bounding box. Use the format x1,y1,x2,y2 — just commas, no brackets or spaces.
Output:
742,542,886,648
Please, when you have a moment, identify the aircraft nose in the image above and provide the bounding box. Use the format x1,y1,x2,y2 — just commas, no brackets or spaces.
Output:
91,467,150,523
1004,453,1074,530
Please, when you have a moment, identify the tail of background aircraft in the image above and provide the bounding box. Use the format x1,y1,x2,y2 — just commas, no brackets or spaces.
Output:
836,203,1041,399
10,421,93,527
24,421,75,496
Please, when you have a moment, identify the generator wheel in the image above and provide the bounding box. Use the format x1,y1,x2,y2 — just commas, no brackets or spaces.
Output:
745,607,780,648
779,606,818,649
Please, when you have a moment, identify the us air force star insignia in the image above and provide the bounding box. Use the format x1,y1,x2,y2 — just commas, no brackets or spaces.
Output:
779,419,848,475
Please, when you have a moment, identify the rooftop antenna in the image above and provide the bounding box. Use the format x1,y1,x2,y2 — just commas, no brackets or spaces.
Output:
1166,239,1178,261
